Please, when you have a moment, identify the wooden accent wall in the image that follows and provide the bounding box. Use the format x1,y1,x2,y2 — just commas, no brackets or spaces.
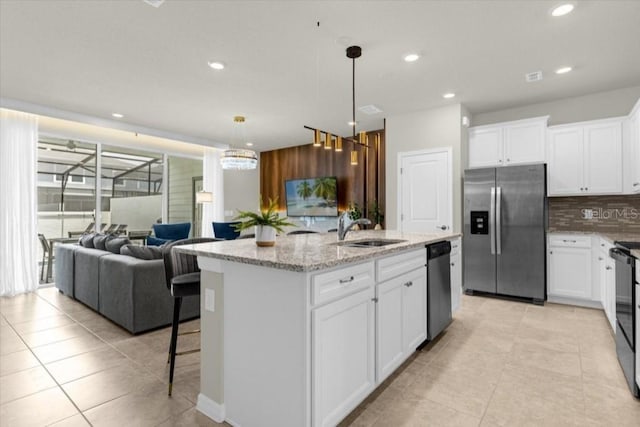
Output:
260,129,385,223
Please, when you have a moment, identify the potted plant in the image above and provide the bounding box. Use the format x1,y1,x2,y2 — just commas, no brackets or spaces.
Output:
233,197,294,247
347,201,364,231
369,200,384,230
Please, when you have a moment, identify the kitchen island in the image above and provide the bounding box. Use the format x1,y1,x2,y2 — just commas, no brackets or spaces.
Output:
176,230,460,427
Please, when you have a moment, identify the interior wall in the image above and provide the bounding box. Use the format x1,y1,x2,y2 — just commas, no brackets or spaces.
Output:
223,156,261,221
259,130,385,225
168,157,202,235
472,85,640,126
385,104,464,231
110,195,161,230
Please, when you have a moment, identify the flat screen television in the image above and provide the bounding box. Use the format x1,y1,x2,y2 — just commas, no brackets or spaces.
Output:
285,176,338,217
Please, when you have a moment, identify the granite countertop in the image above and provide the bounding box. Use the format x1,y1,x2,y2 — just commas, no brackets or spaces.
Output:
175,230,461,272
547,229,640,258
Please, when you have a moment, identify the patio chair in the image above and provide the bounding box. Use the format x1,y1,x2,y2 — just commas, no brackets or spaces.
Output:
38,234,53,282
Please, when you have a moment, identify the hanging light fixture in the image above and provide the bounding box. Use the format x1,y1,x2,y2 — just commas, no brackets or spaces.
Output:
304,44,369,162
221,116,258,170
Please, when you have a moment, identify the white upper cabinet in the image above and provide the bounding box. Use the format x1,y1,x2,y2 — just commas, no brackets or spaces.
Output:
627,100,640,193
548,118,623,196
468,127,503,168
468,116,548,168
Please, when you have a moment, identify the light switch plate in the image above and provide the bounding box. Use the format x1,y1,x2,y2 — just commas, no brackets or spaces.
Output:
205,289,215,312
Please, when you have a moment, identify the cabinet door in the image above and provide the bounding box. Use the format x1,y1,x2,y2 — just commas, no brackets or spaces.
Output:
376,267,426,383
450,252,461,313
548,127,584,195
584,122,623,194
503,121,546,165
606,261,616,332
630,111,640,193
469,127,503,168
312,287,375,427
376,276,404,382
636,284,639,386
402,267,427,353
548,246,592,299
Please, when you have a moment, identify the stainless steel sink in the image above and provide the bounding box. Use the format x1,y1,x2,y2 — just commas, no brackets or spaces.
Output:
337,239,407,248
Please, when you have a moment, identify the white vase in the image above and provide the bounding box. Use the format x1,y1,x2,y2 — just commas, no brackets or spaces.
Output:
255,225,276,247
374,223,383,230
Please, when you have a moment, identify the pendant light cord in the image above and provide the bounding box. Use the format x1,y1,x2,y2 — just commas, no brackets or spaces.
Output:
352,57,356,139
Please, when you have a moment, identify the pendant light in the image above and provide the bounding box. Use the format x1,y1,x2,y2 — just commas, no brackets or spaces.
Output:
347,46,362,165
221,116,258,170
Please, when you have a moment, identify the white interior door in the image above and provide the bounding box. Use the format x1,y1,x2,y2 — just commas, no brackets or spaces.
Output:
399,148,452,233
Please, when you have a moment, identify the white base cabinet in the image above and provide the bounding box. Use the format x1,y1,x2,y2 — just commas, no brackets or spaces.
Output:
450,238,462,313
376,266,426,383
596,237,616,331
313,287,376,427
548,234,593,301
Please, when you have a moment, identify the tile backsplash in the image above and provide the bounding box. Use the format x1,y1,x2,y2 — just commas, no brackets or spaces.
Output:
548,195,640,233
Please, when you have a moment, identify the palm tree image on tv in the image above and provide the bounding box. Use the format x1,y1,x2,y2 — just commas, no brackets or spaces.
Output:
285,177,338,216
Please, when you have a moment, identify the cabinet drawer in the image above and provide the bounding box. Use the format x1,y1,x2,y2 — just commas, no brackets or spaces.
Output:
548,234,591,248
311,261,375,306
377,248,426,283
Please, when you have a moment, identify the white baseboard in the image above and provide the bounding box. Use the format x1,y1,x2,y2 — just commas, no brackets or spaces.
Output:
547,295,603,309
196,393,225,424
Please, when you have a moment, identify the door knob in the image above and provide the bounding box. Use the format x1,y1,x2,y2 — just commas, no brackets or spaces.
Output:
437,225,448,230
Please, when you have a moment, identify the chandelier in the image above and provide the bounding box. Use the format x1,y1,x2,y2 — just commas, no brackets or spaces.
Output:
221,116,258,170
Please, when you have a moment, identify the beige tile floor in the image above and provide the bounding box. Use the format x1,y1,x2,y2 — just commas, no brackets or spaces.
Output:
1,287,639,426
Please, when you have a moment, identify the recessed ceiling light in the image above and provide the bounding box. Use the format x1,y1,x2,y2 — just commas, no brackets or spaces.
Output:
207,61,225,70
403,53,420,63
246,142,254,147
555,66,573,74
551,3,574,17
112,113,124,118
443,93,456,99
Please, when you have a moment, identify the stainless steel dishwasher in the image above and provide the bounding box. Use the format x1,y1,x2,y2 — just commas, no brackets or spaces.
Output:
427,241,452,341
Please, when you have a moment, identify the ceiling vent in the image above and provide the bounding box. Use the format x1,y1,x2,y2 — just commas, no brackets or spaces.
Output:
525,71,543,82
359,104,383,115
143,0,165,8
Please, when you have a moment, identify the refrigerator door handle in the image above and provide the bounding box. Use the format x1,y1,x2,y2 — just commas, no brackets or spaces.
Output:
496,186,502,255
490,186,496,255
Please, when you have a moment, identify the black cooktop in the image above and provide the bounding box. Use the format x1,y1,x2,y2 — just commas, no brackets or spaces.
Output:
615,241,640,250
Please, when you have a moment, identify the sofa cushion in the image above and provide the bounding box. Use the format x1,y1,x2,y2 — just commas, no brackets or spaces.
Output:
105,236,131,254
79,233,96,248
120,244,163,260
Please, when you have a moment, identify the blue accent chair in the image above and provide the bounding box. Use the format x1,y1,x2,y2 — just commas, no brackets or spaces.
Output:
212,221,241,240
147,223,191,246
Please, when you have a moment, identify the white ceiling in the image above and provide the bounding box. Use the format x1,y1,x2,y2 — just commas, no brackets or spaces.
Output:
1,0,640,152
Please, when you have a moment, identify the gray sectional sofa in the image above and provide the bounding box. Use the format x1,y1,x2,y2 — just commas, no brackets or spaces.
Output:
54,243,199,334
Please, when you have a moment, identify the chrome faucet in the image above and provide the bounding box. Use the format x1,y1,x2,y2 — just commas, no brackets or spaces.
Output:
338,211,371,241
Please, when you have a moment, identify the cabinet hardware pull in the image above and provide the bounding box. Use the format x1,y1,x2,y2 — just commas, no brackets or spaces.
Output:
506,158,510,162
451,262,455,266
550,251,553,254
339,276,355,284
585,187,588,191
601,243,605,247
598,257,603,261
606,266,612,270
404,281,413,287
580,187,584,191
634,182,639,186
371,297,378,303
562,239,577,243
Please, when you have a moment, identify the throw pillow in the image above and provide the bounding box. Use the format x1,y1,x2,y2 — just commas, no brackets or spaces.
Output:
79,233,96,248
93,234,110,250
120,244,163,260
105,236,131,254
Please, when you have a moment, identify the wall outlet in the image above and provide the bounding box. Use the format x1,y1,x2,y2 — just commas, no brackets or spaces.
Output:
205,288,215,312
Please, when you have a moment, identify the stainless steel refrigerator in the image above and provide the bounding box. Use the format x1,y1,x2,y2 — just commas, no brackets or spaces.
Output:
463,164,547,303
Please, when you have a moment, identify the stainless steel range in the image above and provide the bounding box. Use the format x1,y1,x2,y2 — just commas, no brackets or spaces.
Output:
610,241,640,398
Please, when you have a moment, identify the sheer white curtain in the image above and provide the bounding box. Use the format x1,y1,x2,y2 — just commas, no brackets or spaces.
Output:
0,109,39,296
201,148,224,238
